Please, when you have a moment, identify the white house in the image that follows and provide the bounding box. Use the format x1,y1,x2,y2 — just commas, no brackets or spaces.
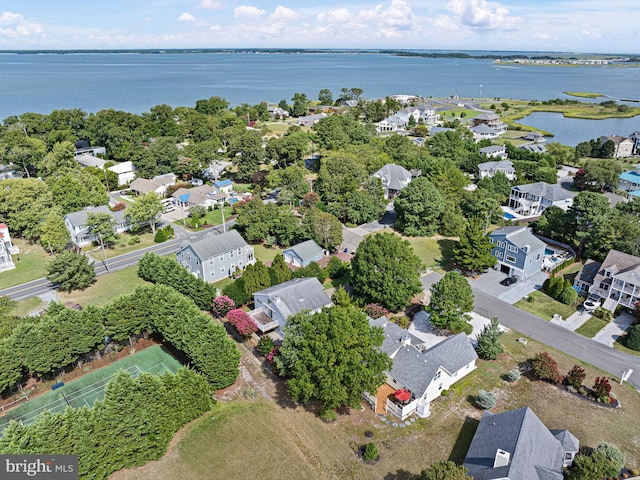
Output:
75,154,107,169
108,161,136,186
372,163,413,199
470,124,501,142
377,105,440,133
508,182,575,217
364,318,478,420
130,178,167,197
599,135,634,158
478,160,515,180
0,223,19,272
64,205,130,247
248,277,333,335
478,145,508,160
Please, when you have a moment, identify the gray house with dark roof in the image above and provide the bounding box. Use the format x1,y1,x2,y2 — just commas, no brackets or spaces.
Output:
249,277,333,334
509,182,575,217
584,249,640,312
176,230,254,282
364,317,478,420
488,226,546,278
573,258,602,296
283,240,325,267
478,159,515,180
64,205,130,247
372,163,413,199
463,407,578,480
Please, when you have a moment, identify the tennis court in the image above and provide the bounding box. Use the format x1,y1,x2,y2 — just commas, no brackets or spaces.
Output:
0,345,182,433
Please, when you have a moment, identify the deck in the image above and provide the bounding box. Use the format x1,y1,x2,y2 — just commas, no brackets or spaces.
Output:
249,309,279,333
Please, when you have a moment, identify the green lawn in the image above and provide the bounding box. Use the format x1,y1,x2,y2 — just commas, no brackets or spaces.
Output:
575,317,608,338
57,266,150,307
11,297,45,317
251,244,285,264
0,238,50,289
514,290,577,320
87,231,158,260
175,207,233,230
404,235,455,270
614,340,640,357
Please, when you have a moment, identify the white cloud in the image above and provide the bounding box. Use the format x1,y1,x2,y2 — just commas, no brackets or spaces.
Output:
142,17,151,23
581,29,603,39
531,32,552,40
177,12,197,22
316,8,352,24
234,5,266,22
200,0,224,10
269,6,300,22
447,0,521,30
0,11,42,38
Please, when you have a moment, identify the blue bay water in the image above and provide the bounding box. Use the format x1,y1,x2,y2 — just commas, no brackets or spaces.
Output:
1,52,640,145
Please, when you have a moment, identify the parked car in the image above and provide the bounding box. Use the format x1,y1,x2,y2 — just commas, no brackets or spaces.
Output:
583,294,601,312
500,275,519,286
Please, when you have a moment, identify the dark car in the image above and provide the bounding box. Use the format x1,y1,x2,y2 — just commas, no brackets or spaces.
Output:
500,275,519,286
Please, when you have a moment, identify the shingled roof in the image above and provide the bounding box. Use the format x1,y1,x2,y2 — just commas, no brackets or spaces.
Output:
253,277,332,319
179,230,248,261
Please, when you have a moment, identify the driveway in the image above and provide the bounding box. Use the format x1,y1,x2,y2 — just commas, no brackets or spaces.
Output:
468,269,548,305
593,312,636,347
340,204,396,253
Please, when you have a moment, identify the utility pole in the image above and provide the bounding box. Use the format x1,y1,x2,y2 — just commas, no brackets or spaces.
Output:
220,202,226,233
98,233,109,272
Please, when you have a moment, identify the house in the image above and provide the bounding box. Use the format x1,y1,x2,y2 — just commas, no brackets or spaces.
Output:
470,124,501,142
108,161,136,186
202,160,232,181
519,143,547,154
364,317,478,420
176,230,255,283
618,166,640,197
508,182,575,217
0,164,22,180
0,223,19,272
630,131,640,155
583,249,640,312
64,205,130,247
267,104,289,119
152,173,178,189
75,154,107,169
297,113,327,127
463,407,579,480
599,135,634,158
520,131,546,143
488,226,546,278
479,145,508,160
376,105,440,133
172,184,220,209
573,258,602,296
478,160,515,181
283,240,325,267
129,178,166,197
248,277,333,334
471,112,507,133
74,141,106,158
372,163,413,199
212,179,234,195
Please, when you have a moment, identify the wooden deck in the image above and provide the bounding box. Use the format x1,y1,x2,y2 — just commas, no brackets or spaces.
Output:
375,383,395,414
249,310,279,333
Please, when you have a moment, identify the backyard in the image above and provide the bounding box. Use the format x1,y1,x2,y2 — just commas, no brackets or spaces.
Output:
514,290,577,320
404,235,455,271
0,238,50,289
111,331,640,480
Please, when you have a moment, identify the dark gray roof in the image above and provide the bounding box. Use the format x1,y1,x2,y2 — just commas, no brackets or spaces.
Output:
478,160,514,171
519,143,547,153
475,112,500,121
464,407,569,480
75,154,107,168
179,230,248,261
489,226,546,251
130,178,162,194
253,277,332,318
388,333,477,396
593,249,640,292
576,258,601,286
550,430,579,453
64,205,126,228
284,240,323,262
368,316,423,357
373,163,413,191
479,145,507,155
471,124,499,134
512,182,575,202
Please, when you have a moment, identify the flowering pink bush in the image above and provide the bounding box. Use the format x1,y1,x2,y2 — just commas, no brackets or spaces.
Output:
265,347,279,363
226,308,258,338
212,295,236,318
364,303,389,319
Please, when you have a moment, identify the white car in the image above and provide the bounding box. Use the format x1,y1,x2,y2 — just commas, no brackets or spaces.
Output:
583,295,601,312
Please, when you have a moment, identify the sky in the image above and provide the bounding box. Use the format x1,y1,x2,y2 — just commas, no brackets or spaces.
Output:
0,0,638,54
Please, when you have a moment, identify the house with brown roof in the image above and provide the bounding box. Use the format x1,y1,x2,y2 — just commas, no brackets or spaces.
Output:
599,135,634,158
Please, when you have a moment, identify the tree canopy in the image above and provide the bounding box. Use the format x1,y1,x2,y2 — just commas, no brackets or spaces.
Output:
394,177,445,236
428,271,474,333
46,252,96,292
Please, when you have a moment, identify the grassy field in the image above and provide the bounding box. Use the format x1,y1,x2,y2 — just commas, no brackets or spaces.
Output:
404,235,455,270
563,91,604,98
614,340,640,357
57,266,149,307
87,231,157,260
11,297,44,317
112,331,640,480
575,317,608,338
0,238,50,289
514,290,577,320
252,244,285,264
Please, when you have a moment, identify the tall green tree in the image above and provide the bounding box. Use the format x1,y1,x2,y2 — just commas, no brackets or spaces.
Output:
46,252,96,292
269,253,292,285
39,140,78,177
475,317,503,360
86,212,117,247
566,191,611,258
48,170,109,214
351,232,423,312
452,217,497,273
428,271,474,333
274,304,391,417
243,261,271,296
0,178,53,240
124,192,164,234
318,88,333,105
227,129,265,181
302,208,343,251
39,211,71,253
394,177,445,236
290,92,311,117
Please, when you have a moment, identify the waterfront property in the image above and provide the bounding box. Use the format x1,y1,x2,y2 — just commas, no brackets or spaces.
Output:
478,159,515,180
471,112,508,133
488,226,546,278
463,407,579,480
470,124,501,142
376,105,440,133
364,317,478,420
176,230,254,283
508,181,575,218
618,166,640,197
599,134,634,158
0,223,19,272
64,205,130,247
372,163,414,199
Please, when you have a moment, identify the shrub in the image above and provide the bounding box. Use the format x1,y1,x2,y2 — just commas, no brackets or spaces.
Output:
558,287,578,305
592,376,612,402
222,277,250,306
622,324,640,351
163,225,174,238
595,442,625,478
362,442,379,461
507,368,521,382
532,352,561,383
257,336,275,356
476,390,496,409
211,295,236,318
154,229,167,243
226,309,258,338
364,303,389,319
475,317,503,360
326,256,346,279
565,365,587,389
128,235,140,245
112,202,127,211
593,307,613,322
397,316,410,329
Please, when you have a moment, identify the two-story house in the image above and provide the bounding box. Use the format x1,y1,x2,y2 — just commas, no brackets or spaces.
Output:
248,277,333,335
471,112,507,133
176,230,254,283
364,317,478,420
488,226,546,278
599,135,634,158
478,159,515,180
372,163,413,199
579,249,640,312
478,145,508,160
470,124,501,142
0,223,19,272
64,205,130,247
508,182,575,217
463,407,579,480
376,105,440,133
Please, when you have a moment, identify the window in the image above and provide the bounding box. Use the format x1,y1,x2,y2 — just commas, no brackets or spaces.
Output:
220,266,225,273
230,262,235,270
528,259,532,265
181,252,185,259
600,283,609,291
187,253,191,261
506,255,517,263
495,252,503,259
489,238,495,244
219,254,224,262
536,253,541,260
433,371,441,381
238,248,242,255
196,259,199,265
507,245,518,253
496,241,504,248
565,453,573,460
210,271,215,277
230,251,234,258
438,383,443,390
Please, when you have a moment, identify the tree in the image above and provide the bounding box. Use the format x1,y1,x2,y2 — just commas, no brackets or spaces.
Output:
290,92,311,117
303,208,343,251
124,192,163,234
274,304,392,417
531,352,561,383
39,140,77,177
622,323,640,351
351,233,423,312
318,88,333,105
417,461,472,480
0,178,52,241
86,212,117,247
226,309,258,338
566,191,611,258
394,177,445,236
194,95,230,115
452,217,497,273
268,254,292,285
39,211,70,253
46,252,96,292
565,365,586,389
48,170,109,214
243,261,271,296
227,129,265,181
211,295,235,318
476,390,496,409
325,256,346,279
428,272,474,333
475,317,503,360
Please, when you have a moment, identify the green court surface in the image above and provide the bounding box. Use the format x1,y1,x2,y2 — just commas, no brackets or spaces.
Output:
0,345,182,432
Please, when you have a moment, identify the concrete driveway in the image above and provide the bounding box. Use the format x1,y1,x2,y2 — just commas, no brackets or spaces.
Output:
340,204,396,253
593,312,636,347
468,269,548,305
